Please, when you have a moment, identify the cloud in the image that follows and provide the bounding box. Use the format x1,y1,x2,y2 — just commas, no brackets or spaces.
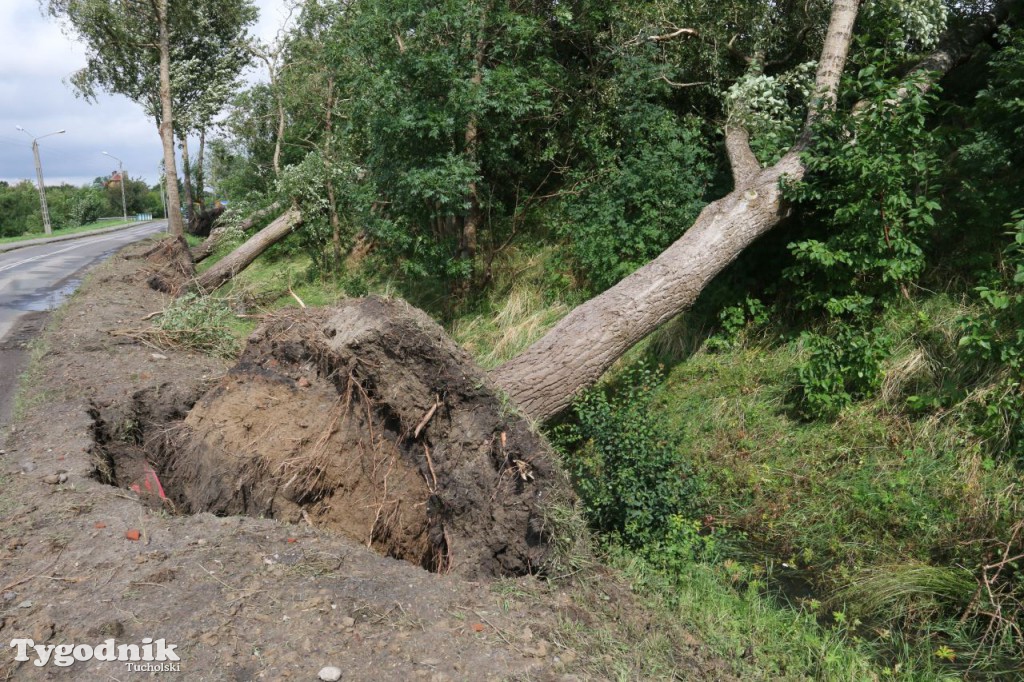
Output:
0,0,289,188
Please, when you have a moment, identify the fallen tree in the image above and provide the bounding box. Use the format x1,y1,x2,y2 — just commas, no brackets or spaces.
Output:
491,0,1018,422
190,201,283,263
194,206,302,292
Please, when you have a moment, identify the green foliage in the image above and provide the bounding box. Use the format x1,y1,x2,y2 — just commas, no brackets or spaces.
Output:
783,59,941,417
706,296,770,352
552,365,703,551
796,324,892,418
155,293,239,358
958,211,1024,460
556,110,713,292
329,0,571,282
0,181,43,237
726,61,817,165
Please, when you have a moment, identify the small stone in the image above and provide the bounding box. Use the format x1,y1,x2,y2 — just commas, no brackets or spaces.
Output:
58,472,68,484
16,600,32,609
419,658,440,667
150,353,168,360
318,666,342,681
340,616,355,628
2,592,16,601
42,474,61,485
19,461,36,473
124,529,141,541
297,377,310,388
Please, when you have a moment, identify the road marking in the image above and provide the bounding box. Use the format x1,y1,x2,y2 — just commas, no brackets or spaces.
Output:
0,225,162,274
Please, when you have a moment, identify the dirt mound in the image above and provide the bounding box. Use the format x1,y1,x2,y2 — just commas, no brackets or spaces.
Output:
128,235,195,293
158,297,572,579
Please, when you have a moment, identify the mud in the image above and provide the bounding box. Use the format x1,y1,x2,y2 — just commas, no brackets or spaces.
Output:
94,299,571,579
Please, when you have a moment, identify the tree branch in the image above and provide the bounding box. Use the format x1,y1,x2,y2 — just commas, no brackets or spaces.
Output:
649,27,699,43
657,75,709,89
805,0,860,125
724,125,761,188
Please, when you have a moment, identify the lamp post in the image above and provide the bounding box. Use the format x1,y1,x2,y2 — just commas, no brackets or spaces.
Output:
102,151,128,223
16,126,65,235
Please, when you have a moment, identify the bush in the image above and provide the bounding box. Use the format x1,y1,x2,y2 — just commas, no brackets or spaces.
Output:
551,365,704,552
556,110,713,292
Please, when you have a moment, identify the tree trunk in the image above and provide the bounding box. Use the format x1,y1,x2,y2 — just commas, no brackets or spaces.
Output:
491,153,804,421
180,133,194,229
266,61,285,178
191,201,283,263
323,76,344,271
194,207,301,292
156,0,185,238
459,4,489,266
196,128,207,212
491,0,1013,423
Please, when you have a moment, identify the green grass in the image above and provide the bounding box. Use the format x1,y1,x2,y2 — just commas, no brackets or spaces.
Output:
0,218,148,244
639,295,1024,676
451,247,576,368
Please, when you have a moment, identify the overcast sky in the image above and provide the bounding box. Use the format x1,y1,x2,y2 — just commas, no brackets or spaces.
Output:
0,0,290,188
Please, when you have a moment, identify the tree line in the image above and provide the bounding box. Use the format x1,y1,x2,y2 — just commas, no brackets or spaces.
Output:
0,177,163,237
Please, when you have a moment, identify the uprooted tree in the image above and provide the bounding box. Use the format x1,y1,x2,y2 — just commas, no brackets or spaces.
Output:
95,0,1023,585
188,0,1019,422
492,0,1020,422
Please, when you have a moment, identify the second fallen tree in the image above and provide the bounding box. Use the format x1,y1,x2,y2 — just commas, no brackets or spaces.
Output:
193,206,302,292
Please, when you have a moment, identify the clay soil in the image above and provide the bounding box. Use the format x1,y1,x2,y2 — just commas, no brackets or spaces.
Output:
0,241,730,681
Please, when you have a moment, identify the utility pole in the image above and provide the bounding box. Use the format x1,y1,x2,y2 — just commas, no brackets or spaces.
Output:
102,151,129,222
16,126,65,235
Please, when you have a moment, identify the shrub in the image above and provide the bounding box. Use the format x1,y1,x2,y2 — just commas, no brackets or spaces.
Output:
551,365,705,552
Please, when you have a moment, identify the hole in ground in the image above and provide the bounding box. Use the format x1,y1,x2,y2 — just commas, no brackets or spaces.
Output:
88,374,447,574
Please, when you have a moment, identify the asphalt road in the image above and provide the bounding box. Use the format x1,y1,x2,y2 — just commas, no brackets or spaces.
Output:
0,221,167,426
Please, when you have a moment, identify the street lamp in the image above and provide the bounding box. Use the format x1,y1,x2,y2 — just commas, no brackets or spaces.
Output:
16,126,65,235
102,151,128,222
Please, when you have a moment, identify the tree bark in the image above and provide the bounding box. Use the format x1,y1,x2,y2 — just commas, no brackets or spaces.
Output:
196,128,207,212
193,207,301,292
323,76,344,271
156,0,185,238
492,0,1015,423
459,3,490,266
191,200,283,262
180,133,194,229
